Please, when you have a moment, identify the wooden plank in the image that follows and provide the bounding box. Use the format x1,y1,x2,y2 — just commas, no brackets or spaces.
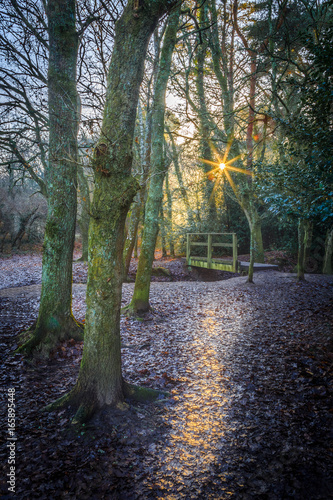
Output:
240,262,278,271
191,242,208,246
186,233,191,264
189,257,235,272
211,242,233,248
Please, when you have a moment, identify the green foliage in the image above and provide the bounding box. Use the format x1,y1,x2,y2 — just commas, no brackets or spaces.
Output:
258,23,333,226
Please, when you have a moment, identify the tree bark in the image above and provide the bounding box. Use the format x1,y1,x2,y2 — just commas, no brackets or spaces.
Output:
47,0,178,423
323,226,333,274
18,0,83,356
196,3,217,220
165,171,175,256
303,219,313,271
160,205,168,257
123,190,144,279
127,4,181,313
77,165,91,262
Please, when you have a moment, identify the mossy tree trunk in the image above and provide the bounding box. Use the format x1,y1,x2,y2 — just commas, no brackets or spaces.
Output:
160,205,167,257
242,195,265,283
323,226,333,274
165,171,175,256
127,5,181,313
123,190,144,279
47,0,178,423
246,212,263,283
196,3,217,222
18,0,83,357
77,165,91,262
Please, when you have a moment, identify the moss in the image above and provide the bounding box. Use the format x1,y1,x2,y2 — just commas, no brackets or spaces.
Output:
44,219,59,239
123,382,169,402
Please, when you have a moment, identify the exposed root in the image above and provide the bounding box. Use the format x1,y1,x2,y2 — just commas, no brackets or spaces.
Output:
71,403,96,425
16,315,84,358
44,388,97,425
43,381,169,427
43,391,74,413
123,381,169,402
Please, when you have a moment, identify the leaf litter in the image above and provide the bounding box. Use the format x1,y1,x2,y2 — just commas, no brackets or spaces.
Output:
0,258,332,499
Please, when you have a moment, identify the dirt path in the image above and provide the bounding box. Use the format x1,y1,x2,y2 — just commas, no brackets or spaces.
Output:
0,272,332,498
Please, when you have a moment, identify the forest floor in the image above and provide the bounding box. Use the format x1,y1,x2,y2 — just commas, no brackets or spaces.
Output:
0,252,332,499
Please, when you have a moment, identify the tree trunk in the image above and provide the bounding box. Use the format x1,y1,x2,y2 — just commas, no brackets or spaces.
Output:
239,190,264,271
196,3,217,221
18,0,82,356
127,5,181,313
303,219,313,271
47,0,177,423
77,166,91,262
245,205,264,282
297,218,306,281
134,231,139,258
323,226,333,274
165,172,175,256
160,205,167,257
123,191,144,280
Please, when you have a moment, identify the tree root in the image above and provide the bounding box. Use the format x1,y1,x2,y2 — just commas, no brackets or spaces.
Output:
16,315,84,358
43,391,74,413
43,388,97,425
123,381,169,402
71,403,96,425
42,381,170,427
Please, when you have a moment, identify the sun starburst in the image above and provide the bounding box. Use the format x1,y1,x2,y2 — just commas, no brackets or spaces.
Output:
199,140,253,200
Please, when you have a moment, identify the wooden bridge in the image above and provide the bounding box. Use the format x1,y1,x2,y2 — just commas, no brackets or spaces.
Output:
186,232,278,273
186,233,240,273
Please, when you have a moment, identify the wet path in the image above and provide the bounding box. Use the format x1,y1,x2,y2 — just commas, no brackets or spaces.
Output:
0,273,332,498
123,274,333,499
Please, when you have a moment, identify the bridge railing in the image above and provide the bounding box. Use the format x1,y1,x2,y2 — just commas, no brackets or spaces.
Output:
186,232,239,273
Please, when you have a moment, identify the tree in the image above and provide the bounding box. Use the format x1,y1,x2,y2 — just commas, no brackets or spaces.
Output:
47,0,180,424
0,0,48,197
258,1,333,279
18,0,83,355
126,4,181,313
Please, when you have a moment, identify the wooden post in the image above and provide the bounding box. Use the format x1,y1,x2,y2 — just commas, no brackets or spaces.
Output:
186,233,191,265
207,233,212,269
232,233,238,272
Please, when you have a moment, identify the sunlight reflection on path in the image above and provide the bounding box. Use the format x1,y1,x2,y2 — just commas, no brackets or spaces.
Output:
147,295,244,498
